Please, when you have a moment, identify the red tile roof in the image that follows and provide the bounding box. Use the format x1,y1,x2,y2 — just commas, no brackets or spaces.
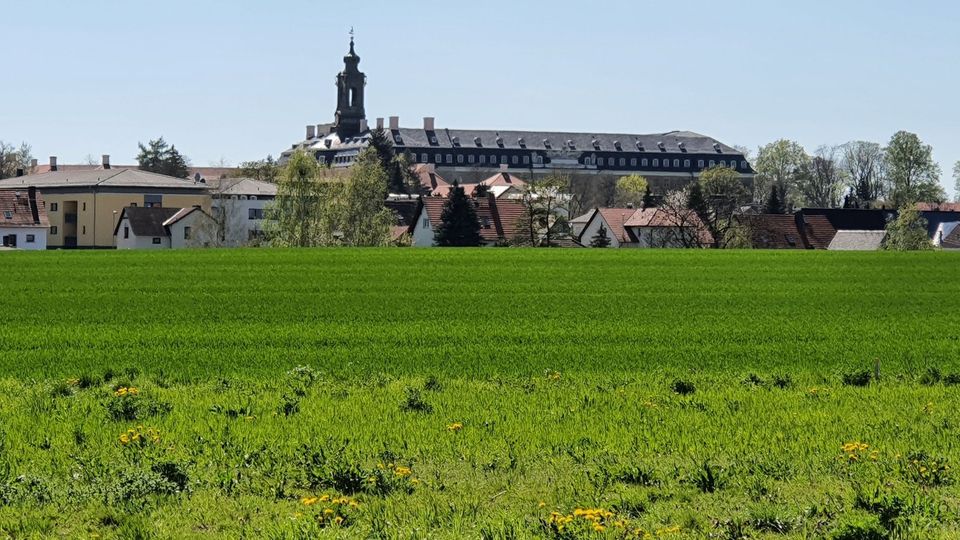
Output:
740,214,836,249
0,189,50,228
596,208,638,243
800,215,837,249
479,172,527,188
422,194,525,242
412,164,450,194
916,202,960,212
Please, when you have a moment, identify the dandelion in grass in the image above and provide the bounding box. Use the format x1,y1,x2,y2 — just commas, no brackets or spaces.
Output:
447,422,463,432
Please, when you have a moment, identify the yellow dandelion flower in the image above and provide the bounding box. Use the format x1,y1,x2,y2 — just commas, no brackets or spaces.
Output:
447,422,464,432
334,516,344,526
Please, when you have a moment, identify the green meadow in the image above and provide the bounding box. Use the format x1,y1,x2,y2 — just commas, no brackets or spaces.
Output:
0,249,959,538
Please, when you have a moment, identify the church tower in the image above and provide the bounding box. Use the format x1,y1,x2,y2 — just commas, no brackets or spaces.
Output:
334,34,367,138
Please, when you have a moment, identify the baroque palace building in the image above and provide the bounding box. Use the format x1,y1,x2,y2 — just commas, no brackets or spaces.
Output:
281,38,754,193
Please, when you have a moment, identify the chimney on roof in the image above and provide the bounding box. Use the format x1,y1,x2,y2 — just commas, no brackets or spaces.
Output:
102,154,111,169
359,119,368,132
423,117,435,131
15,168,24,177
49,156,58,172
30,158,38,171
28,186,40,224
389,116,399,130
376,117,384,130
306,125,317,139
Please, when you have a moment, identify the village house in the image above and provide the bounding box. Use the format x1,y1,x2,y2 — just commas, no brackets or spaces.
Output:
114,206,218,249
0,187,49,250
0,156,209,248
575,206,711,248
411,193,525,247
207,177,277,245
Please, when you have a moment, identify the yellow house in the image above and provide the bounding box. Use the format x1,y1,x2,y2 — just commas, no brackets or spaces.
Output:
0,168,210,248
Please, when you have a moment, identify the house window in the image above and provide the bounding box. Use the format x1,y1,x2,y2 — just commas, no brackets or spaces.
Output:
709,160,716,167
642,159,648,167
82,225,86,235
663,160,670,168
50,202,58,212
457,154,464,164
248,208,264,220
619,158,626,167
124,226,129,239
26,234,35,243
422,217,429,227
2,211,11,219
152,237,161,245
479,155,486,164
720,160,727,168
50,226,58,235
480,216,491,229
446,154,453,164
82,202,86,211
630,158,637,167
674,159,680,167
698,160,705,169
421,153,428,163
653,159,659,167
434,153,441,163
250,196,257,201
523,156,530,165
512,155,518,165
684,159,691,168
741,160,748,170
130,202,137,207
468,155,475,164
184,226,192,240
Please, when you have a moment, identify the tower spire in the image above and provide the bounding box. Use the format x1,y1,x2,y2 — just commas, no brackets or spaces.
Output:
334,27,366,137
349,27,355,54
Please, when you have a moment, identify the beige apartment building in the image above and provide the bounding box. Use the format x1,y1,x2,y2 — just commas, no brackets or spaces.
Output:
0,160,209,248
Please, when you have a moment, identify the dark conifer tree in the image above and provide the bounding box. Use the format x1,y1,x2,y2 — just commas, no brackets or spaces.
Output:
434,182,481,246
764,184,786,214
590,224,611,247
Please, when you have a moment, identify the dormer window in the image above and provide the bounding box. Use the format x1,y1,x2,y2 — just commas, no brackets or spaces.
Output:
613,141,622,151
657,141,665,151
429,135,438,145
451,136,460,147
678,142,686,152
713,143,722,153
592,139,600,150
394,134,403,144
635,140,644,151
566,140,575,150
496,136,504,148
474,137,482,147
543,139,552,149
517,137,526,148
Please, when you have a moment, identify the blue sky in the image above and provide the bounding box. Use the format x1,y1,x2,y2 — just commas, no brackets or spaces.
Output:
3,0,957,196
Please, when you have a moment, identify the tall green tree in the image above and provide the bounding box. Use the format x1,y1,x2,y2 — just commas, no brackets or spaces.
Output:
764,185,786,214
614,174,649,207
884,205,932,251
798,146,845,208
367,127,417,194
264,150,324,247
514,176,570,247
136,137,190,178
331,149,394,246
435,181,481,247
238,155,281,183
0,141,33,179
841,141,887,207
695,166,750,248
884,131,945,208
754,139,808,209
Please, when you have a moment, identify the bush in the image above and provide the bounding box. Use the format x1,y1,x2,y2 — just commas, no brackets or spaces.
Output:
671,379,696,396
401,387,432,414
831,514,886,540
842,370,871,387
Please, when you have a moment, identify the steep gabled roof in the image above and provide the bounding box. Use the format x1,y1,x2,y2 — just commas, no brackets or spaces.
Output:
421,194,525,242
114,207,180,237
942,224,960,249
828,230,887,251
0,189,49,228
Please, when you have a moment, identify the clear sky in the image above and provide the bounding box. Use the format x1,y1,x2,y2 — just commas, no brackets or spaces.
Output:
3,0,957,197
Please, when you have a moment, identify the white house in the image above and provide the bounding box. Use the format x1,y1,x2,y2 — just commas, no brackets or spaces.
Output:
0,187,49,250
576,207,711,248
208,178,277,246
114,206,217,249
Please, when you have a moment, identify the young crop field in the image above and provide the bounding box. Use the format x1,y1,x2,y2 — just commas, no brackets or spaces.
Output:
0,249,959,539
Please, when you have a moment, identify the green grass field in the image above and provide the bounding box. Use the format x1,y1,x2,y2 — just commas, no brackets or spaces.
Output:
1,249,959,539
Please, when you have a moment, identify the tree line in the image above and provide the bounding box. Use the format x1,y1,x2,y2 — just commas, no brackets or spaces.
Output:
752,131,952,212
